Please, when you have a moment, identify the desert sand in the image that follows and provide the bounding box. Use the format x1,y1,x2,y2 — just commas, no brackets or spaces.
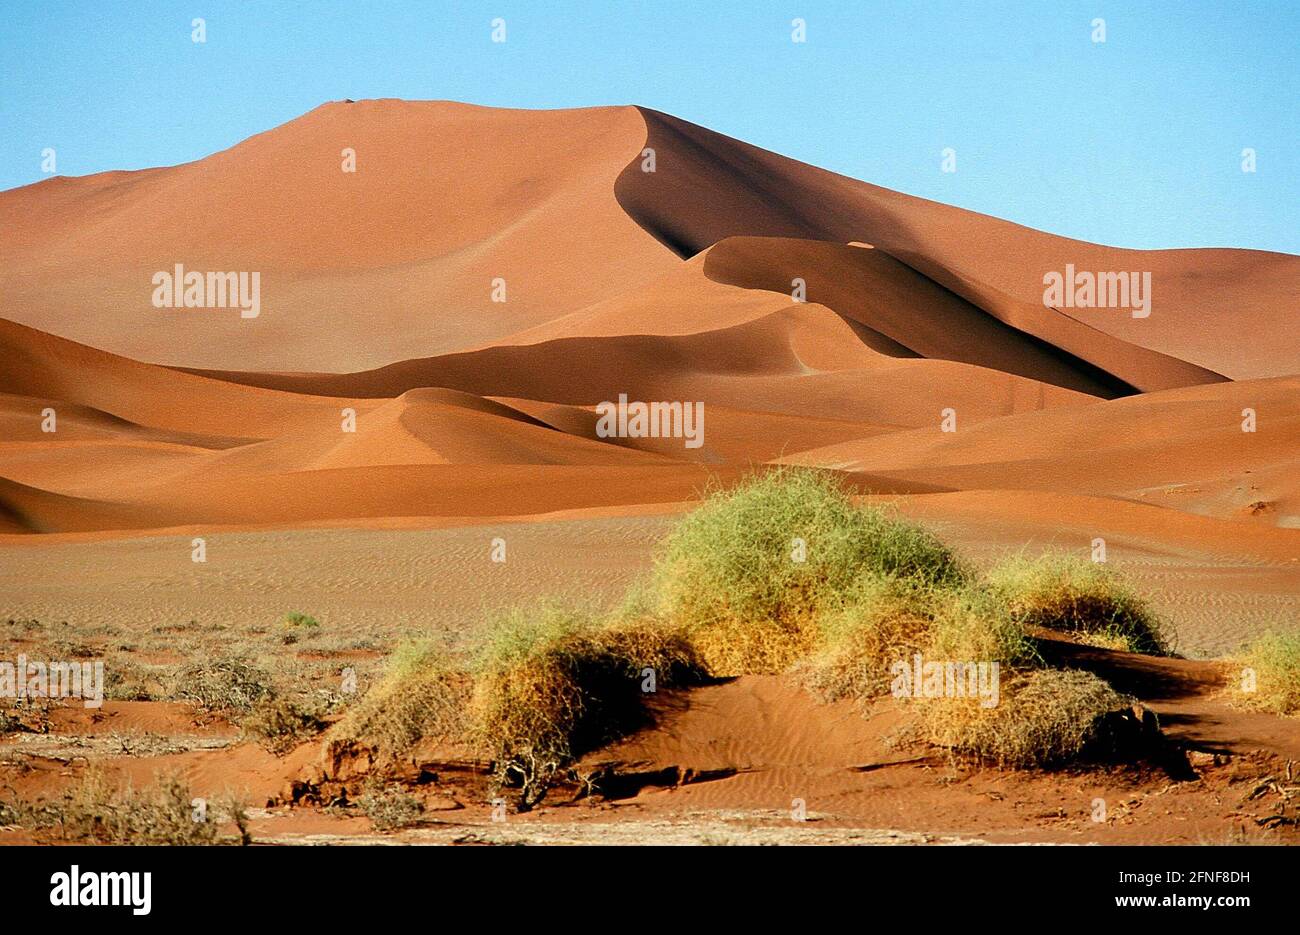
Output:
0,100,1296,844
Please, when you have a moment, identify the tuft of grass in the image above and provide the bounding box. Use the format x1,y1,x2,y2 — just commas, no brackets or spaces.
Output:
797,574,1033,709
3,769,250,845
915,668,1135,768
796,575,935,703
240,696,329,754
652,468,965,674
926,586,1036,666
1227,632,1300,716
983,554,1170,655
173,659,275,714
283,611,320,630
330,641,469,764
324,605,703,808
357,781,425,832
281,611,320,645
469,603,705,808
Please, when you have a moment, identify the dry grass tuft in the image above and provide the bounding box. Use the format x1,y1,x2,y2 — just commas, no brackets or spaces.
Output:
239,695,330,754
172,658,275,713
797,574,1033,707
330,641,469,763
926,585,1036,666
469,604,705,808
984,554,1170,655
915,668,1136,768
1226,631,1300,717
357,780,425,831
2,769,250,845
796,575,935,702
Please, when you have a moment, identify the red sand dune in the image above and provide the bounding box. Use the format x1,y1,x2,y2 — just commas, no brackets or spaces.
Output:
785,375,1300,528
0,99,1295,540
617,107,1299,383
0,101,677,371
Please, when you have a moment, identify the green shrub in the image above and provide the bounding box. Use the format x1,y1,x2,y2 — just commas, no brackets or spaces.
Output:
984,554,1170,654
469,604,705,808
926,585,1036,666
797,575,935,702
283,612,320,630
330,641,469,763
652,468,965,674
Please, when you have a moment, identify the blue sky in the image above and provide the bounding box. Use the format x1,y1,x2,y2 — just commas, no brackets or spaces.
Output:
2,0,1296,253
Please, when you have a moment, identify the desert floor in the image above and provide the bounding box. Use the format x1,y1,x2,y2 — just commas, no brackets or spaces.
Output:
3,502,1297,660
3,503,1298,846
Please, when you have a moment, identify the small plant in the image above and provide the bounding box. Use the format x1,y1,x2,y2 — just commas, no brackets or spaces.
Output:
173,659,275,713
281,612,320,644
983,554,1170,655
915,668,1137,768
469,604,705,809
283,611,320,629
105,661,156,702
358,781,425,832
797,574,1032,709
797,575,935,703
330,641,469,763
240,695,329,754
1228,632,1300,716
926,585,1035,666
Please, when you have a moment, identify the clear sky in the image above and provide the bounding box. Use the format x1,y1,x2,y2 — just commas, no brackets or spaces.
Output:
2,0,1296,253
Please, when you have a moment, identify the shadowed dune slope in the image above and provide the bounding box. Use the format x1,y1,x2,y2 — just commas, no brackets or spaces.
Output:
700,236,1127,397
616,107,1297,384
182,301,1095,427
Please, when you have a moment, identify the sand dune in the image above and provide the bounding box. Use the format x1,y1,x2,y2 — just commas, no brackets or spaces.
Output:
0,98,1294,551
0,101,677,370
786,376,1300,528
0,312,1048,532
5,99,1293,384
617,107,1298,382
0,317,359,439
184,302,1095,429
701,237,1171,397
